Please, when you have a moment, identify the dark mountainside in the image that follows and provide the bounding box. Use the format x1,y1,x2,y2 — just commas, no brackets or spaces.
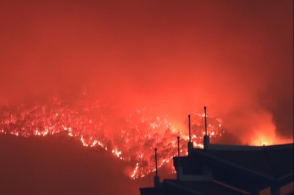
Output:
0,133,147,195
0,133,292,195
0,123,239,195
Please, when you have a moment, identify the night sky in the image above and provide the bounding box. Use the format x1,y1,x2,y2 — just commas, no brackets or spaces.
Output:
0,0,293,194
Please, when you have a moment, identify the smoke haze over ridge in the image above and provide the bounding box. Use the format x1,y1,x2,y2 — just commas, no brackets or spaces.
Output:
0,0,293,145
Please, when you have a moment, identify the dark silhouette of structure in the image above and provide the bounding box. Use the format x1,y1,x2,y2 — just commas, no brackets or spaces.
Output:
139,107,293,195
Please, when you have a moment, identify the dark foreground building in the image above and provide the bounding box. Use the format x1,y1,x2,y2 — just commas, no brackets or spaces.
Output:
139,110,293,195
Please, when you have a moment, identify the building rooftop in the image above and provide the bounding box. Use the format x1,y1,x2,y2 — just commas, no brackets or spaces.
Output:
172,143,293,191
191,143,293,180
192,144,294,179
140,179,250,195
164,179,249,195
139,110,294,195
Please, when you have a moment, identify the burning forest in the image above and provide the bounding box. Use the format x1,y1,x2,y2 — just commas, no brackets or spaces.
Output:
0,2,292,195
0,90,223,179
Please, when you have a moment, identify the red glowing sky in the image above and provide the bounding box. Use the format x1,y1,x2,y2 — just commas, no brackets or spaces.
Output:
0,0,293,145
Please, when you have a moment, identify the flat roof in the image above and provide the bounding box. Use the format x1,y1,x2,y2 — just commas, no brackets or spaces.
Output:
164,179,249,195
191,143,294,179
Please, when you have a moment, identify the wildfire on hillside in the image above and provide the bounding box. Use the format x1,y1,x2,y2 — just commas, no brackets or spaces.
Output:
0,90,224,179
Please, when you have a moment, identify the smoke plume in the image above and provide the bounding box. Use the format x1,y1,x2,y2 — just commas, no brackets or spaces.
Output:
0,0,293,149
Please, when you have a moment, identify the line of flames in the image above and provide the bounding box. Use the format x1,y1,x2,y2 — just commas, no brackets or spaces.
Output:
0,93,223,179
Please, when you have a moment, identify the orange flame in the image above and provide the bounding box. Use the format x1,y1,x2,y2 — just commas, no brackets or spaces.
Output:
0,91,224,179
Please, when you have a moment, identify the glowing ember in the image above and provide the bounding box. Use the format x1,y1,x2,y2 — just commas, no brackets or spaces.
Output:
0,91,223,179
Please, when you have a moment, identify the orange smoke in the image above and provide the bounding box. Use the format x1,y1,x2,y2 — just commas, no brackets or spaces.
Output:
0,0,292,182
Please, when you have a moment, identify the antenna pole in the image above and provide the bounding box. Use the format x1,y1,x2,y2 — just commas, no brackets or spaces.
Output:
203,106,210,150
154,148,158,177
177,136,180,166
204,106,207,136
188,115,191,141
153,148,160,187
